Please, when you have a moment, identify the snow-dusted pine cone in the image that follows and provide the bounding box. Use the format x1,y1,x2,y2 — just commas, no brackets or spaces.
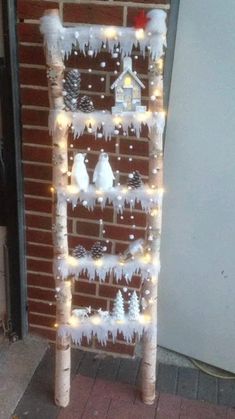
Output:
127,171,142,189
63,69,81,112
91,241,103,259
72,244,87,259
78,95,95,113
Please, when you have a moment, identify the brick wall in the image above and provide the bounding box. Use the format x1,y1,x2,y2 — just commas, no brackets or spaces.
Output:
17,0,169,357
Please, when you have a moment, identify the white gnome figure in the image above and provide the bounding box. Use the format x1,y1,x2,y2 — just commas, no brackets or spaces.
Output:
93,152,115,191
71,153,89,192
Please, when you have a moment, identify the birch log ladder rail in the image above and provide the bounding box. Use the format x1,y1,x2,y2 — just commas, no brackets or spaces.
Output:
40,8,167,407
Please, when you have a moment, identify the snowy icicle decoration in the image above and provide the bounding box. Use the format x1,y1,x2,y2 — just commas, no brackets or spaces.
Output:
71,153,89,192
128,291,140,320
93,152,115,191
112,290,125,320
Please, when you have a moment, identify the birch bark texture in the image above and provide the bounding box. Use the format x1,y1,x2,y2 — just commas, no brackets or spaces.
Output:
142,57,164,405
42,9,71,408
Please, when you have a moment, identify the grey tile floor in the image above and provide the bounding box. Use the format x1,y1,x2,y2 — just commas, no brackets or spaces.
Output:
14,345,235,419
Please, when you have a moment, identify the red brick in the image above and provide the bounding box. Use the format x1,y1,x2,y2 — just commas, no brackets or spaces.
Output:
104,224,145,242
29,312,55,329
28,286,55,301
22,127,52,146
29,325,56,342
28,299,56,316
19,45,45,66
18,22,42,43
22,108,48,127
69,133,116,154
25,197,52,213
18,1,59,20
26,213,51,230
73,294,107,310
74,281,97,296
24,180,51,198
119,138,149,157
27,257,52,274
27,272,54,289
66,51,117,73
63,4,123,26
23,144,51,164
75,221,100,237
23,163,52,181
68,204,113,223
21,87,49,107
99,284,127,300
27,243,53,260
117,210,147,228
26,229,52,245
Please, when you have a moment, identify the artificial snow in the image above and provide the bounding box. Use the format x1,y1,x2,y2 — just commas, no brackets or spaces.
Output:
40,11,167,61
57,183,163,213
58,314,156,345
55,253,160,283
49,109,165,141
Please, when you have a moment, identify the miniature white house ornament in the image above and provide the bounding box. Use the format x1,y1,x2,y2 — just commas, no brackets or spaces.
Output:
111,57,146,114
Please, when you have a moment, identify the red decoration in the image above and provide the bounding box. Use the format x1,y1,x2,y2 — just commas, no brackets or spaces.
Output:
134,10,150,30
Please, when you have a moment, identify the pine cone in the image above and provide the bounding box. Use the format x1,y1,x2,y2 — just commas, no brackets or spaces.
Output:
72,244,87,259
91,241,103,259
127,171,142,189
78,95,95,113
63,69,81,112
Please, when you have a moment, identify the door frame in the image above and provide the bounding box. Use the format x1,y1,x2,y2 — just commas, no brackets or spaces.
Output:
1,0,27,339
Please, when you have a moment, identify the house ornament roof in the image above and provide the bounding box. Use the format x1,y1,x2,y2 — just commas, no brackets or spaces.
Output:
110,56,145,90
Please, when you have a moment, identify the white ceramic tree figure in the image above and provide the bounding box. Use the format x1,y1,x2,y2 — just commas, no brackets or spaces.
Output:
128,291,140,320
112,290,125,320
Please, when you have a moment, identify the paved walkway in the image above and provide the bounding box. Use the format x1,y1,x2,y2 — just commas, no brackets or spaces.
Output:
14,347,235,419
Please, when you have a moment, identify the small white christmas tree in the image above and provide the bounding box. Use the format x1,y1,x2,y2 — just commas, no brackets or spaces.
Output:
128,291,140,320
112,290,125,320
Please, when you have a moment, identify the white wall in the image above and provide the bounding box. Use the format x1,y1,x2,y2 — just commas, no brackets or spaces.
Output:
158,0,235,372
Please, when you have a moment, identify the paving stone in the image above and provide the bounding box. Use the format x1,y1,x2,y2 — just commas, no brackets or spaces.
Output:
82,394,111,418
58,374,95,419
197,371,218,404
218,379,235,407
180,397,227,419
92,379,136,402
157,363,178,394
227,408,235,418
176,367,199,400
14,389,60,419
71,348,85,376
156,393,181,418
117,357,140,385
107,399,156,419
97,356,120,380
77,351,101,378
